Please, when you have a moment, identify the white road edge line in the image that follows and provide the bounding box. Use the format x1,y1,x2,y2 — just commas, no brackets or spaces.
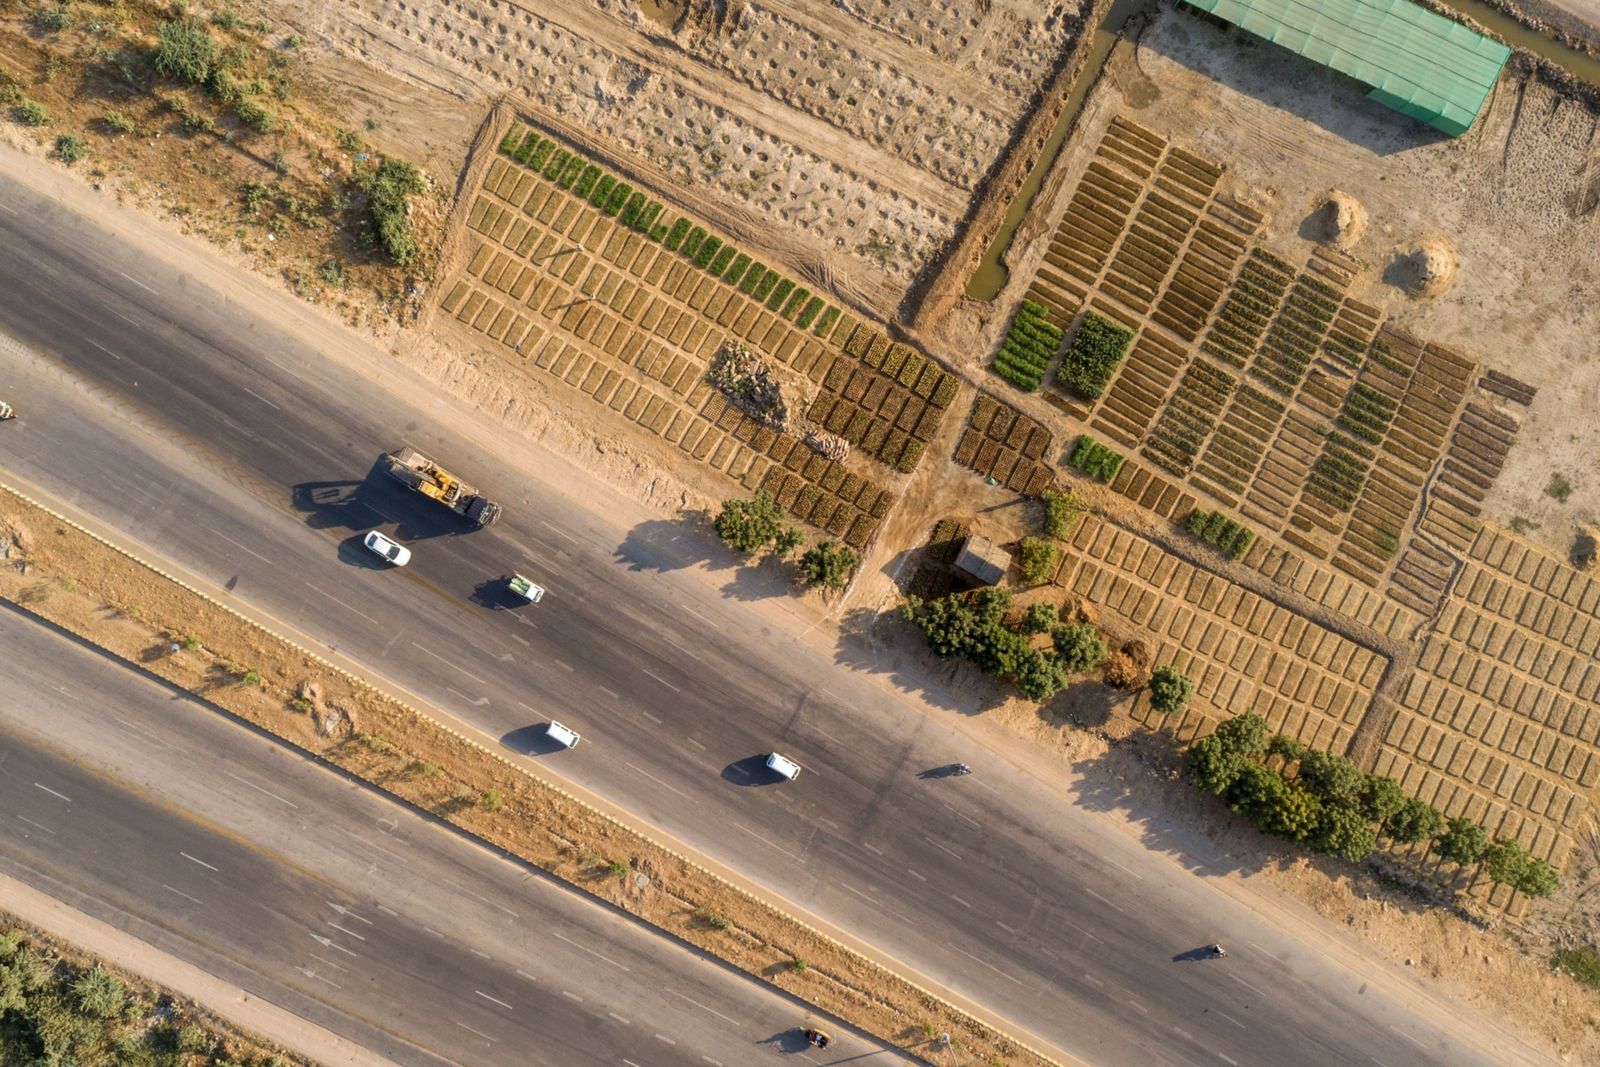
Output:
32,782,72,803
180,851,218,872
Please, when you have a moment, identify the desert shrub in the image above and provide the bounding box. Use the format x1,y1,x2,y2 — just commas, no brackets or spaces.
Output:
32,3,75,32
992,299,1061,392
798,540,858,589
234,97,275,133
360,159,427,266
1059,311,1134,399
1147,665,1193,713
1068,435,1124,483
1051,623,1106,673
70,966,125,1019
102,110,136,134
154,17,216,85
1018,536,1056,584
16,98,50,126
54,134,86,163
1554,947,1600,991
1041,489,1082,538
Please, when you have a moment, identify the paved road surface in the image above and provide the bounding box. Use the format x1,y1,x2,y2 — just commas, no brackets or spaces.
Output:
0,608,900,1067
0,155,1545,1067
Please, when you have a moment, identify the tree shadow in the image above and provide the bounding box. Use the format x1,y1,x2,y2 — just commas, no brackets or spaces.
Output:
1066,741,1276,879
614,515,730,573
499,724,572,757
718,556,800,602
721,755,787,787
830,605,1011,716
1148,6,1451,156
291,457,479,542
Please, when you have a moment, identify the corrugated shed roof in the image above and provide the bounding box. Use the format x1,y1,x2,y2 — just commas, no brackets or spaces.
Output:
1188,0,1511,135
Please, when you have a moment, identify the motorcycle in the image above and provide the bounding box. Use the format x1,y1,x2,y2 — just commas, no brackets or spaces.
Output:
0,401,14,421
803,1027,832,1049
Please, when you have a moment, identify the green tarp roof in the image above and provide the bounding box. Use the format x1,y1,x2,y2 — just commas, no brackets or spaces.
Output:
1188,0,1511,135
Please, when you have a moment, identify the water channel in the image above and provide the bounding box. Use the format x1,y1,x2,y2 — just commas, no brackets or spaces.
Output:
965,0,1600,302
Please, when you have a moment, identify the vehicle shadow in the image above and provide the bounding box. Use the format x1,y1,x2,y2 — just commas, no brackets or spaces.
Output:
916,764,968,780
469,577,526,611
500,724,569,757
1172,946,1226,963
721,755,785,787
291,457,477,542
336,535,389,569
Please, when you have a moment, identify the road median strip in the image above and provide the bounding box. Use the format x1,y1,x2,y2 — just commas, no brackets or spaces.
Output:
0,482,1062,1067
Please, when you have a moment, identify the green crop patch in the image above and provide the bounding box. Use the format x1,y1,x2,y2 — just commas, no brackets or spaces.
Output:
1059,311,1134,399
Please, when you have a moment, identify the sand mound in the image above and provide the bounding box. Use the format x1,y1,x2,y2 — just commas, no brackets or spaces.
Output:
1396,235,1458,298
1316,189,1367,248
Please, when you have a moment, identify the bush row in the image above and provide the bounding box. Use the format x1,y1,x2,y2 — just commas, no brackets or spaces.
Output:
1188,712,1559,898
991,299,1063,393
1069,434,1124,483
1184,508,1255,560
500,125,836,335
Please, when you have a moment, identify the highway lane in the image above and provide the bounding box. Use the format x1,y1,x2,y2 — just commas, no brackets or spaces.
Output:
0,607,898,1067
0,158,1542,1066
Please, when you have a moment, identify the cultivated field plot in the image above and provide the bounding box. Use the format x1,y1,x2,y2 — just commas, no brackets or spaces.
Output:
441,123,960,548
1053,513,1388,748
316,0,1085,297
1377,527,1600,908
995,115,1532,619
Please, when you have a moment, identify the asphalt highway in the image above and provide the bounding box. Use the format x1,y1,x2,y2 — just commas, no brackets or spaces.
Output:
0,154,1547,1067
0,608,898,1066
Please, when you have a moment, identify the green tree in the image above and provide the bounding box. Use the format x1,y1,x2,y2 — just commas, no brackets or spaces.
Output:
1484,837,1531,888
773,527,804,558
714,491,785,553
1384,797,1445,844
902,594,981,659
1297,749,1365,809
154,17,216,84
1018,536,1056,584
1310,804,1378,862
1014,649,1069,702
974,625,1029,677
1224,761,1286,820
1020,601,1058,634
1212,711,1270,759
1267,733,1307,763
1147,665,1194,714
1051,623,1106,673
1359,774,1407,825
1516,856,1560,899
1186,733,1247,796
1432,816,1490,866
797,540,857,588
1262,779,1323,841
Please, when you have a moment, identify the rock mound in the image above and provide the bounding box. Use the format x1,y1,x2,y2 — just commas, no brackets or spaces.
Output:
1397,236,1458,298
1317,189,1367,249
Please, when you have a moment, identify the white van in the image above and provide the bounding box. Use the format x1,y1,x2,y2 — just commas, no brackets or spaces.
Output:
766,752,801,780
546,721,581,749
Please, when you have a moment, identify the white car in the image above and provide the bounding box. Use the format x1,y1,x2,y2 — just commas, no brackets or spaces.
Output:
766,752,801,781
363,530,411,567
546,721,581,749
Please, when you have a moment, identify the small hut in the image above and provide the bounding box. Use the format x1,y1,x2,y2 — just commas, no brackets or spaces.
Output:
954,535,1011,587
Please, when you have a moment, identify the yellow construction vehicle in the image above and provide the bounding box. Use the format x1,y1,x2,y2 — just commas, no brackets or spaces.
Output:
384,446,502,528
